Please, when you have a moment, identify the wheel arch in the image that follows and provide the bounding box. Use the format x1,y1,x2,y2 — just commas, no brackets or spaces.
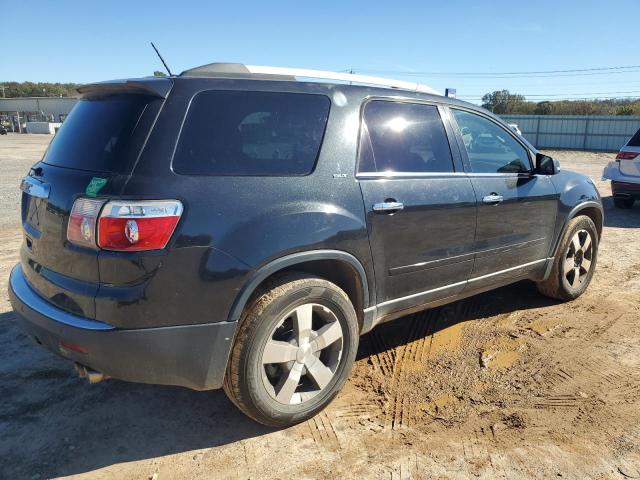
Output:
228,250,371,330
552,201,603,257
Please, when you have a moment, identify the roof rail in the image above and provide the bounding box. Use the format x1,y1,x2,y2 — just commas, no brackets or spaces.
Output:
180,63,440,95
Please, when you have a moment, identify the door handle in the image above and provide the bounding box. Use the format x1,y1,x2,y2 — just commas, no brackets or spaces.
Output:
482,193,504,205
373,201,404,213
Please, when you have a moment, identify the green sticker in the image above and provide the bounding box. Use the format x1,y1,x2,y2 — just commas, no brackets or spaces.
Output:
85,177,107,197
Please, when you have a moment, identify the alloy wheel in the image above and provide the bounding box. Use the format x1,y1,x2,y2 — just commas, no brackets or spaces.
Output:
562,229,593,290
260,303,344,405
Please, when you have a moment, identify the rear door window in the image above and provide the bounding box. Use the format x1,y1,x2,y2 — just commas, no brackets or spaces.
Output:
43,94,154,173
358,100,454,173
173,91,330,176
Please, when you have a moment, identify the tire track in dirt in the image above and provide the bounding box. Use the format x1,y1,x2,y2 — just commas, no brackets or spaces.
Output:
383,311,434,431
306,410,340,451
365,328,397,378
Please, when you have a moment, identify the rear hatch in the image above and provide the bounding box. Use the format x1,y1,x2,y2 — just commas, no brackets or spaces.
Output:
619,129,640,178
20,79,170,319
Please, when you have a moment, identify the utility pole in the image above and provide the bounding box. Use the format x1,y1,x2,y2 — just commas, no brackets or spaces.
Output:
0,85,5,98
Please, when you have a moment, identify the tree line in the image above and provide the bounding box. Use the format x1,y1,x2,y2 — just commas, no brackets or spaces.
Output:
0,81,81,98
2,81,639,116
481,90,640,116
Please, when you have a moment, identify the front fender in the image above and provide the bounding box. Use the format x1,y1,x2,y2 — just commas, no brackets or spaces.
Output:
549,169,603,257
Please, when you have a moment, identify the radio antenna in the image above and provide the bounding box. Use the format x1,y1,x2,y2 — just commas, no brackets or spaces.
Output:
150,42,173,76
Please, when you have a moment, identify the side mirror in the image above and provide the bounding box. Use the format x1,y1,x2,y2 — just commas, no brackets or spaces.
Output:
536,153,560,175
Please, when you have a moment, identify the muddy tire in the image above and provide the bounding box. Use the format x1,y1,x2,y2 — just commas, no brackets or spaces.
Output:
223,273,359,427
613,197,634,209
536,215,598,301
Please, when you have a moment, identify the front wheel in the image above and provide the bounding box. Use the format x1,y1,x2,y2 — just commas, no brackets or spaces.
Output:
223,273,359,427
536,215,598,301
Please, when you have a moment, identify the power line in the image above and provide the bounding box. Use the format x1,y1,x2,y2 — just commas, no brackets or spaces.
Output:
347,65,640,78
458,90,640,98
459,96,640,101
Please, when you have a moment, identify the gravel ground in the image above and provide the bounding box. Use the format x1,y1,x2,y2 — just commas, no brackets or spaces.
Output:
0,134,639,479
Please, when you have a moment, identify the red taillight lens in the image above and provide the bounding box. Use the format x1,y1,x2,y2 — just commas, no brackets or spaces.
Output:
616,151,638,160
97,200,183,251
67,198,105,248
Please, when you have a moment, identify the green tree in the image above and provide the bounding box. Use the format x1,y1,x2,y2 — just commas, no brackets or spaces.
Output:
481,90,527,114
616,104,635,116
153,70,168,77
0,81,80,98
534,101,554,115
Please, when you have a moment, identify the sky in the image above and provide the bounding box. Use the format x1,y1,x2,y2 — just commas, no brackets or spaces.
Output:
2,0,640,103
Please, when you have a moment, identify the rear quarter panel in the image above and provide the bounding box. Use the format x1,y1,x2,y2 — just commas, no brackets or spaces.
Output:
100,79,374,328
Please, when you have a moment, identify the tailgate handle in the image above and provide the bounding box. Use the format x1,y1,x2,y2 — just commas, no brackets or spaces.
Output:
20,176,50,199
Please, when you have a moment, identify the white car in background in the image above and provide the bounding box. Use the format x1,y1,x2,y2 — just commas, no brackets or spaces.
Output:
602,127,640,209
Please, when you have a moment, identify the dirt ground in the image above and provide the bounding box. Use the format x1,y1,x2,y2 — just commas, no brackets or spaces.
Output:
0,134,638,479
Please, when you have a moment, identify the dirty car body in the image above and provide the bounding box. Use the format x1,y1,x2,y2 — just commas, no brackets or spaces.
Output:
8,65,603,424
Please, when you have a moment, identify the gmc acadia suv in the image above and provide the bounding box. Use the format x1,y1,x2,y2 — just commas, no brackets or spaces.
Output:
9,63,603,427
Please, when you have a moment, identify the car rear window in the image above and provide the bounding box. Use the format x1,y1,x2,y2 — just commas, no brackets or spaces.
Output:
43,94,154,173
172,91,330,176
628,128,640,147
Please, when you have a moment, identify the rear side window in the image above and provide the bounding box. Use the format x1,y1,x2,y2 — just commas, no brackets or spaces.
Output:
628,127,640,147
43,94,153,173
358,100,454,173
173,91,330,176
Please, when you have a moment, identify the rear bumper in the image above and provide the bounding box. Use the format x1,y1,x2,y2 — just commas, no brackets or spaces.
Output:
8,265,237,390
612,180,640,200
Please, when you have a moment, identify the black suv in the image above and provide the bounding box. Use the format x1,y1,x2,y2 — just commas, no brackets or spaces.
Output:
9,64,603,427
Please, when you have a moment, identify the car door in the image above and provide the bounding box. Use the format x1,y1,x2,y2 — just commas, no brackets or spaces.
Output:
449,108,559,285
357,100,477,317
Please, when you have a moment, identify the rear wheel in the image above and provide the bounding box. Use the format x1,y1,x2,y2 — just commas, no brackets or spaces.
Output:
536,215,598,301
223,273,359,427
614,197,635,209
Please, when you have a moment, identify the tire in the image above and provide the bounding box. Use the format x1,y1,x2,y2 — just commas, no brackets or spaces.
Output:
536,215,598,301
223,273,359,427
614,197,634,209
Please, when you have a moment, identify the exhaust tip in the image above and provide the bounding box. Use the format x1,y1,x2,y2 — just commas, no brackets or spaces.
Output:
74,363,108,384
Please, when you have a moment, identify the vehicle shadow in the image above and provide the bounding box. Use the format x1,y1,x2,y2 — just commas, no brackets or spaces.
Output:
0,310,273,479
357,280,559,359
1,281,557,478
602,195,640,228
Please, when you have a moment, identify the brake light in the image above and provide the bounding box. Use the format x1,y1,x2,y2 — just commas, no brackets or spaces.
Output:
97,200,183,251
67,198,105,248
616,151,638,160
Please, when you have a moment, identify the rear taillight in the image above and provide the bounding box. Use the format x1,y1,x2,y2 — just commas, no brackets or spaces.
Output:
616,151,638,160
67,198,105,249
67,198,183,251
97,200,183,251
